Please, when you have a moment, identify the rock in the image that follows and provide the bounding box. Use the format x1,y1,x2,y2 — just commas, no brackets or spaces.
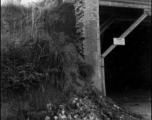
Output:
45,116,50,120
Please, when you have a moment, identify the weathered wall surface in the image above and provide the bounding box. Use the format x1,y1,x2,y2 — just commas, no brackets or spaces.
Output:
82,0,102,91
63,0,103,92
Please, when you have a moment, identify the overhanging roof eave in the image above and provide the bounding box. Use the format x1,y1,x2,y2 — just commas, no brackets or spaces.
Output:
99,1,151,16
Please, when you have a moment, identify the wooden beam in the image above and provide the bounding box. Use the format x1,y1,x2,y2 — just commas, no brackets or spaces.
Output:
99,1,151,11
104,0,151,2
145,9,151,16
101,57,106,96
102,11,148,58
104,0,151,5
100,11,148,97
100,15,115,35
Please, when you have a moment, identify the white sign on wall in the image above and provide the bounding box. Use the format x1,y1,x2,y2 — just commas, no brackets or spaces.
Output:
113,38,125,45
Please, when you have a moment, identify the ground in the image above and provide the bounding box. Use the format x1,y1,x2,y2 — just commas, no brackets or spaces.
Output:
108,90,151,120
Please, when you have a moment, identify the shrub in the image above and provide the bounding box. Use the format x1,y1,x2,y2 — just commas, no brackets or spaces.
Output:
1,2,94,119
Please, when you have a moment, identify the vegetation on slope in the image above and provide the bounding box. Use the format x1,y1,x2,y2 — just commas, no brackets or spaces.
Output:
1,1,93,119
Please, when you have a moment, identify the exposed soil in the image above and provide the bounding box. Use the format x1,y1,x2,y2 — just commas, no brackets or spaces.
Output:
108,90,151,120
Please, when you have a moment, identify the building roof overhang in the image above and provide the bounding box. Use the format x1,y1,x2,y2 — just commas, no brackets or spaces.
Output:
99,0,151,16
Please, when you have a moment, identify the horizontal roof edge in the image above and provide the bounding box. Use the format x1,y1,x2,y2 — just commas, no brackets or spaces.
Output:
99,1,151,16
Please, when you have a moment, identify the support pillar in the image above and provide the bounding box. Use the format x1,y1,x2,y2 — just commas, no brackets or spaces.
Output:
82,0,102,92
100,16,116,96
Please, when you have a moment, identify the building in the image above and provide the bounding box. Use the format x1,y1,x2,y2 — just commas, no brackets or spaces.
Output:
64,0,151,95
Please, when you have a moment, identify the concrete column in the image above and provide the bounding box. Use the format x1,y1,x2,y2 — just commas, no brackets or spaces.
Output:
83,0,102,92
63,0,102,92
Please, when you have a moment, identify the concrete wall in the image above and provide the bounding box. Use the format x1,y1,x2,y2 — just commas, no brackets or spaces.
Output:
82,0,102,91
62,0,103,92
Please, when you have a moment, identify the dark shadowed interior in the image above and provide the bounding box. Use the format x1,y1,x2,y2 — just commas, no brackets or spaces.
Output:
99,6,151,92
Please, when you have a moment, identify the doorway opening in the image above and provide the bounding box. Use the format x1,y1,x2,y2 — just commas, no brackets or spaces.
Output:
99,6,151,93
99,6,151,119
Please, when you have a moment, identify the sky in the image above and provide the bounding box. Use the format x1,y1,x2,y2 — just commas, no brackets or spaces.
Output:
1,0,42,6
